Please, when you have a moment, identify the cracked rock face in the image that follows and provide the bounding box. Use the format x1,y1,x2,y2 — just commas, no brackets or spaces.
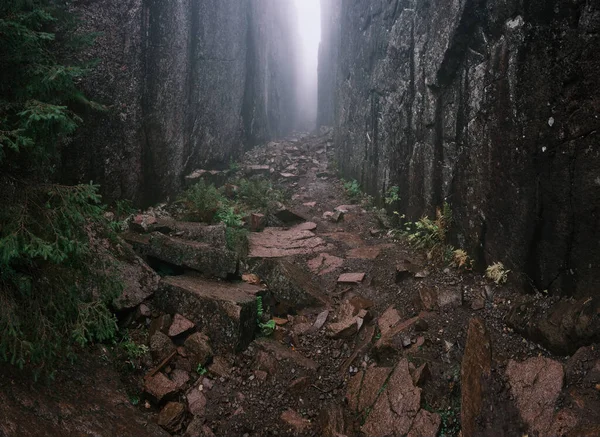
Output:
319,0,600,298
65,0,300,205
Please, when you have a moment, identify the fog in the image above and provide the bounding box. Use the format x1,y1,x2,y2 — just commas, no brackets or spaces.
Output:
293,0,321,131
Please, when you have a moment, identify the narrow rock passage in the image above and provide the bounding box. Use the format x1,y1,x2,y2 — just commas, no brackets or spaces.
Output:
5,131,597,437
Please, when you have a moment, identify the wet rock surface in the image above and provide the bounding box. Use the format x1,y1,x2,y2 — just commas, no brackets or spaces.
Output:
318,0,600,298
67,0,301,205
6,132,600,436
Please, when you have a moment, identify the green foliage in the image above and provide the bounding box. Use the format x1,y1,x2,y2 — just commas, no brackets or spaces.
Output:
343,179,361,199
196,364,207,376
229,160,240,172
259,319,276,336
255,296,275,336
384,186,400,205
129,394,141,406
225,227,249,255
256,296,264,318
120,338,149,361
0,182,122,377
236,178,283,214
0,1,105,176
177,180,224,223
115,199,136,218
404,203,453,259
0,2,120,377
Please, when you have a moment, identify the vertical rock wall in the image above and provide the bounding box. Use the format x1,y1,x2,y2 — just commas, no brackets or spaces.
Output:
64,0,299,205
319,0,600,297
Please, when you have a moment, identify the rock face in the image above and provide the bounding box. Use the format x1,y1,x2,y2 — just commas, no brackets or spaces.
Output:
318,0,600,297
64,0,299,205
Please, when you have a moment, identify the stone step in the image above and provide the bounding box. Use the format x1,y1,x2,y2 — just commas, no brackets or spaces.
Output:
124,231,237,279
154,275,263,353
154,219,227,247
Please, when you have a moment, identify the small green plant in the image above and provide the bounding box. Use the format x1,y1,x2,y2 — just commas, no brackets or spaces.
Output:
177,180,224,223
452,249,473,271
196,364,208,375
229,160,240,172
405,203,452,259
115,199,136,218
384,186,400,205
255,296,276,336
259,320,276,336
216,205,244,228
343,179,361,199
129,394,141,406
236,178,283,214
485,262,510,284
120,339,149,361
256,296,264,318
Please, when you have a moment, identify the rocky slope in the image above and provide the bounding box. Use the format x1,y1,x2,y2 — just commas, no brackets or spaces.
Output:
61,0,300,205
318,0,600,297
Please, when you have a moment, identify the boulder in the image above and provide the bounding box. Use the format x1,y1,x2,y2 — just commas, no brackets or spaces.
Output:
155,275,262,353
124,232,237,279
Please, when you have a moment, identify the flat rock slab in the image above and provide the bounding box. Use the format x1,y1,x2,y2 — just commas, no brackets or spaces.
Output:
142,219,227,247
347,244,394,260
124,232,237,278
323,232,365,247
254,338,318,370
248,227,330,258
338,272,366,284
154,275,262,353
307,253,344,275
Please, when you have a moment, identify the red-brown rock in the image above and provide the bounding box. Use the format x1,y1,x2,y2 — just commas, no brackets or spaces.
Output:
186,387,207,416
461,318,492,437
280,409,311,434
184,332,213,368
505,356,564,436
158,402,185,433
144,372,178,402
407,409,441,437
337,272,365,284
168,314,195,337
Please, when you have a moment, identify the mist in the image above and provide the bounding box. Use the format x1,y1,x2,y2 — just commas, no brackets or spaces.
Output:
293,0,321,132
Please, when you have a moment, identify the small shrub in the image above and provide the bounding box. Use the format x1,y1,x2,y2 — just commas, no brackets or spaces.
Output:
384,186,400,205
177,180,224,223
236,178,283,214
259,319,276,336
115,199,136,218
343,179,361,199
120,338,149,361
405,203,452,259
216,206,244,228
196,364,207,375
452,249,473,271
486,262,510,284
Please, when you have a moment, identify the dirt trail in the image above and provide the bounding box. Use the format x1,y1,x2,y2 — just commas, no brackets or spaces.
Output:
1,130,599,437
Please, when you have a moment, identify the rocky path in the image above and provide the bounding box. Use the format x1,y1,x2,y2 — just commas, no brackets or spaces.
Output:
2,131,599,437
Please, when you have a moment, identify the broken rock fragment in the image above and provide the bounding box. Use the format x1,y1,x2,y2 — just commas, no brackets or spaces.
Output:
144,372,178,402
337,272,365,284
168,314,195,337
158,402,185,433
